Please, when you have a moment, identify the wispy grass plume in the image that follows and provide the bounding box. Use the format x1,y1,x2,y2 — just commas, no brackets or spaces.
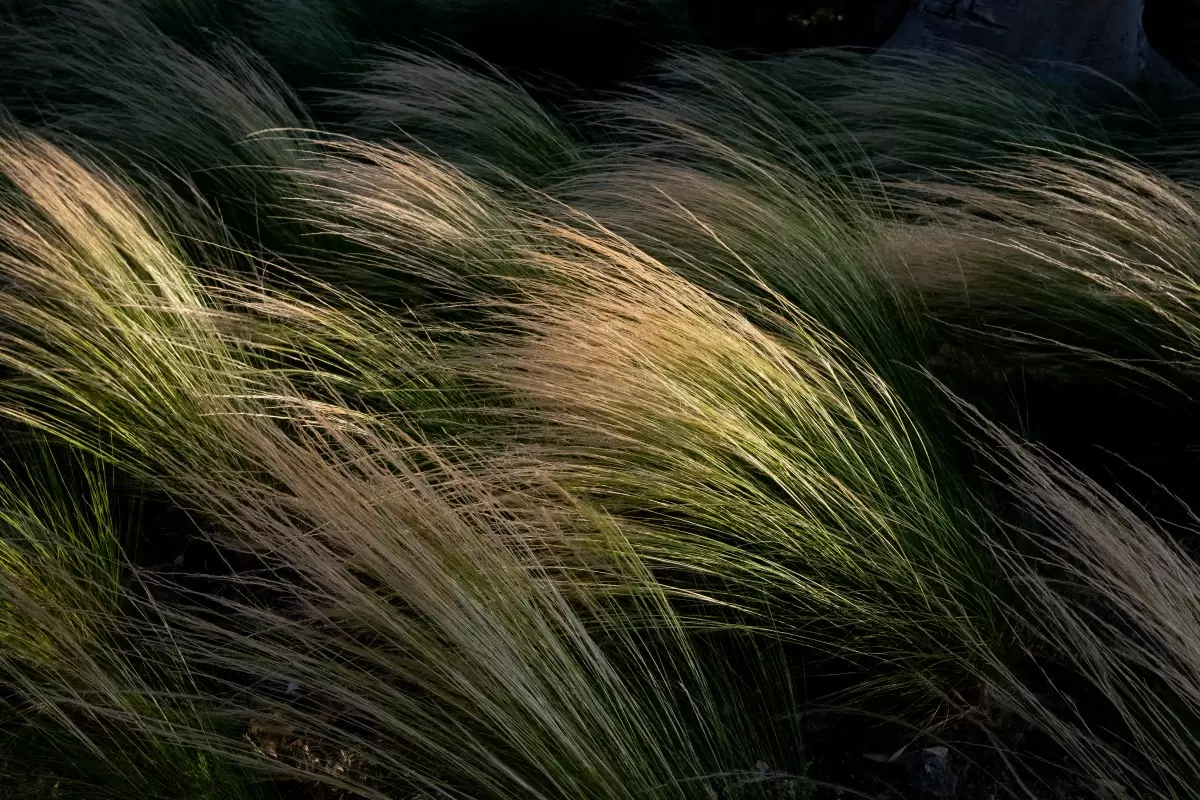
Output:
0,437,264,799
758,47,1116,180
957,402,1200,799
885,146,1200,386
0,0,314,252
327,46,582,186
442,213,1009,696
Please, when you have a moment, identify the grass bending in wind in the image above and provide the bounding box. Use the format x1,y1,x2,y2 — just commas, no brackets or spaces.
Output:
0,128,505,477
0,0,316,259
568,48,1156,399
124,410,796,799
948,400,1200,800
276,136,1011,695
0,130,262,471
15,71,1200,794
326,46,583,187
567,50,1200,793
564,50,962,417
755,47,1117,181
0,130,814,798
882,145,1200,389
878,142,1200,796
438,214,1010,694
278,135,579,313
0,438,264,799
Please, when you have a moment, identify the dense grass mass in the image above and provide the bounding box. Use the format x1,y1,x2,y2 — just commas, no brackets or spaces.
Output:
3,1,1200,798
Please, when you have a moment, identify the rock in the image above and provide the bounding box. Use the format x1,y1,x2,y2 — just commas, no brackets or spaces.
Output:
908,746,957,800
881,0,1197,102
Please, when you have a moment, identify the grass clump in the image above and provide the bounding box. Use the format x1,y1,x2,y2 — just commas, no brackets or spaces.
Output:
889,149,1200,369
326,46,583,186
567,52,913,361
949,401,1200,799
0,437,265,799
0,0,315,259
268,134,1011,699
757,47,1117,179
444,213,1009,696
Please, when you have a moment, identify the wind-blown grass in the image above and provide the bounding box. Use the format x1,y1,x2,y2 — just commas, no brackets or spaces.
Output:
880,146,1200,394
0,437,265,799
241,0,364,90
269,135,1012,697
120,411,804,800
950,401,1200,800
757,47,1119,180
440,213,1009,696
5,32,1200,799
0,0,314,258
279,136,549,308
563,52,973,445
0,121,1007,688
326,46,582,186
894,143,1200,798
0,128,506,471
560,123,926,393
0,129,814,799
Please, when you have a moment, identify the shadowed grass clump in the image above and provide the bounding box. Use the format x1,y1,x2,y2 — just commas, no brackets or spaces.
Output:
950,402,1200,799
756,47,1120,179
240,0,365,90
326,46,583,186
0,437,265,799
0,0,315,258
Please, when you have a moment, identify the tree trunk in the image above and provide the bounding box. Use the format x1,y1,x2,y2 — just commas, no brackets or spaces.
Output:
882,0,1194,101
